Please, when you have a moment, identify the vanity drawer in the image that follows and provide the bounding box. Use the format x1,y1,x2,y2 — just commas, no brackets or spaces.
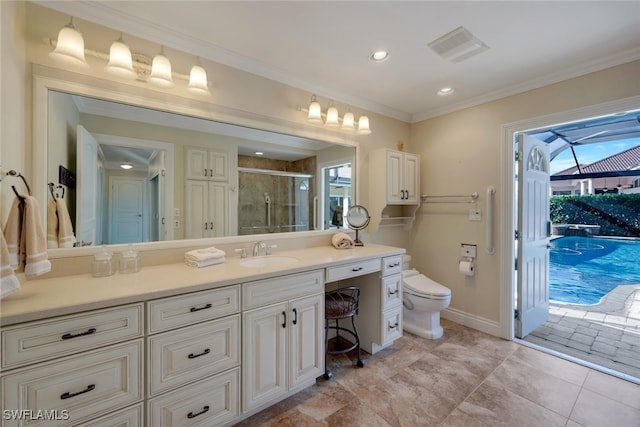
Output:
325,258,380,282
1,304,143,369
147,367,239,427
147,315,240,397
243,270,324,310
381,273,402,310
1,340,143,427
147,285,240,334
382,255,403,277
381,306,403,346
76,403,144,427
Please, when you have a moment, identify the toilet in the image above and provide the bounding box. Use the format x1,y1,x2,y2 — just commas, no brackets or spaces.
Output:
402,256,451,339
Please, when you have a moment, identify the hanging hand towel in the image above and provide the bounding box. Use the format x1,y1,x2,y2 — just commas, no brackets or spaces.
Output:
47,199,77,249
4,198,23,269
0,232,20,299
22,196,51,278
331,232,355,249
55,198,76,248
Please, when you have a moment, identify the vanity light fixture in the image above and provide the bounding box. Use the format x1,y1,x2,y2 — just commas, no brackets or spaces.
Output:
300,94,372,135
119,162,134,170
147,46,174,88
49,17,88,67
105,33,136,79
48,25,210,93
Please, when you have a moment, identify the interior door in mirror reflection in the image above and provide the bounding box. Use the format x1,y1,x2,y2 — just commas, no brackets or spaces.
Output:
76,125,100,246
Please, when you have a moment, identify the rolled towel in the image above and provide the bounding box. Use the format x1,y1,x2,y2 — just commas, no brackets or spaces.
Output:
185,247,226,262
185,257,226,268
331,232,354,249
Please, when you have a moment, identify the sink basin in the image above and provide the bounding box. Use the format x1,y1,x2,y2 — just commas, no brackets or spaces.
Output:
240,256,299,268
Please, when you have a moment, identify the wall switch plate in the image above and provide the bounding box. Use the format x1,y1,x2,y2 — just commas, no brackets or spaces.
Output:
469,208,481,221
173,220,180,229
174,208,180,217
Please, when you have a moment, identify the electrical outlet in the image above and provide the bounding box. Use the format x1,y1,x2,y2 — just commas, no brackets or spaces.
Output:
469,208,481,221
173,220,180,229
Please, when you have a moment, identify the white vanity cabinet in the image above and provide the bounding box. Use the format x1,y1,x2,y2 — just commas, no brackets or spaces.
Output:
185,147,228,181
241,270,324,413
146,286,241,427
342,255,404,354
0,304,144,427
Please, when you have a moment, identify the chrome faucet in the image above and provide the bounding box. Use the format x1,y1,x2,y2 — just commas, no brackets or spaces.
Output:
253,241,267,257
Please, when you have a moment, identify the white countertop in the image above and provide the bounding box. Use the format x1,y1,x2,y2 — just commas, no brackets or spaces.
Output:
0,244,404,326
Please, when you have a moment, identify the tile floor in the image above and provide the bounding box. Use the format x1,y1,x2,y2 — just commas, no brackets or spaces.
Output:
524,284,640,381
236,319,640,427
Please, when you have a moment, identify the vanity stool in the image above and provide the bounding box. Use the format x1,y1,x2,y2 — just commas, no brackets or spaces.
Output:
323,286,364,380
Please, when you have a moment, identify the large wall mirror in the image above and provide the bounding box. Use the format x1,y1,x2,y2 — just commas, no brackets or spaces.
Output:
34,73,356,255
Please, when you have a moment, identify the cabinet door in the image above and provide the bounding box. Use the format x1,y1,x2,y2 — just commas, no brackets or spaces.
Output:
185,181,208,239
208,182,228,237
403,153,420,204
289,294,323,391
185,148,209,180
242,303,288,412
386,150,404,204
208,151,228,181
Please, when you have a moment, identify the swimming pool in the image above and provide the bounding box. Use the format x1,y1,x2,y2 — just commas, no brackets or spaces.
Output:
550,236,640,305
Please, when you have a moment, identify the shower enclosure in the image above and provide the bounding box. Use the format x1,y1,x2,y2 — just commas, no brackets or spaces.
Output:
238,167,315,235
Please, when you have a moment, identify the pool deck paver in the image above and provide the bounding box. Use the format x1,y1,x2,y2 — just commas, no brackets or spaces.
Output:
524,283,640,382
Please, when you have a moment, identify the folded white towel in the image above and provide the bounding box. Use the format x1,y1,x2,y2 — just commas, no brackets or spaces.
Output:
185,257,226,268
1,232,20,300
331,232,354,249
185,247,226,262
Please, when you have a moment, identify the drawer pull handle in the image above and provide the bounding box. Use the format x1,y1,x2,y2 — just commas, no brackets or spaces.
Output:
388,290,398,296
292,308,298,325
388,262,400,268
351,267,363,272
60,384,95,400
190,303,212,312
61,328,97,340
188,348,211,359
282,311,287,328
388,322,399,330
187,405,210,419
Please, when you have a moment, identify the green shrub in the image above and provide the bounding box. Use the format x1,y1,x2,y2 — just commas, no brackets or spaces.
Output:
550,193,640,237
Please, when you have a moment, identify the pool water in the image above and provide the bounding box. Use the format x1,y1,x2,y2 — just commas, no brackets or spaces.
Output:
550,236,640,305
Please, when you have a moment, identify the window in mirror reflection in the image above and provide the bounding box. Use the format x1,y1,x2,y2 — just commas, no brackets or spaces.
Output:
324,163,352,230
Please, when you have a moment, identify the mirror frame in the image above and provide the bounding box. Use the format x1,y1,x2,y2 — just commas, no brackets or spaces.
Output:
33,66,360,258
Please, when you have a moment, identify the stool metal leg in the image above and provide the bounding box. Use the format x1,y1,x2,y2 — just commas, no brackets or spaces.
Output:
323,318,332,380
351,314,364,368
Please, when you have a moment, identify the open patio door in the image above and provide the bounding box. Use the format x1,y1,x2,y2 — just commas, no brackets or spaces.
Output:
516,133,551,338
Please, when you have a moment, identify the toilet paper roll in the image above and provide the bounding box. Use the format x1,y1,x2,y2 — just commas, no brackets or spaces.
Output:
459,260,475,276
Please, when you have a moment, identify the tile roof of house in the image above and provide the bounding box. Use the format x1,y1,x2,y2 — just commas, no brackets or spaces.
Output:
553,145,640,176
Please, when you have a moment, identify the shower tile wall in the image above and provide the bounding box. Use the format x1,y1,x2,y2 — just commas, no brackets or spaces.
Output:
238,155,316,235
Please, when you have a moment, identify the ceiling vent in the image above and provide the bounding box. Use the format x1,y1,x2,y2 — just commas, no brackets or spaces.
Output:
428,26,489,63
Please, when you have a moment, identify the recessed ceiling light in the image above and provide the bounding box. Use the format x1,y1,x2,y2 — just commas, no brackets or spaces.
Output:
119,162,133,169
370,50,389,62
255,151,264,156
437,87,455,96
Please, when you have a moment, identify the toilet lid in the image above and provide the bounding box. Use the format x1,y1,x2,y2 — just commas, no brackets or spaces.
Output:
403,274,451,298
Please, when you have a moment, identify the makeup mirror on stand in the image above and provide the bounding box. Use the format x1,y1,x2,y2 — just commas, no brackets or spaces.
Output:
345,205,370,246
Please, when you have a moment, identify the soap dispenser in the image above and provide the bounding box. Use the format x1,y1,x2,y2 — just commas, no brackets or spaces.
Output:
92,246,114,277
119,244,140,274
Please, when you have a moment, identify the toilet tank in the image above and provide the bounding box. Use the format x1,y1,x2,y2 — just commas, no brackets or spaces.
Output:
402,255,411,271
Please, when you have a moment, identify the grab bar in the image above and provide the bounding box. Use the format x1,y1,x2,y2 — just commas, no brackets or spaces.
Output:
486,186,496,255
421,193,478,204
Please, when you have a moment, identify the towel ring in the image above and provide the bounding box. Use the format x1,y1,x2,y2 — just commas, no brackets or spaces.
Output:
5,170,31,200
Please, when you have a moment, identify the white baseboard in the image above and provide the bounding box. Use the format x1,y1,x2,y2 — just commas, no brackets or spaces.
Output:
441,307,504,338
